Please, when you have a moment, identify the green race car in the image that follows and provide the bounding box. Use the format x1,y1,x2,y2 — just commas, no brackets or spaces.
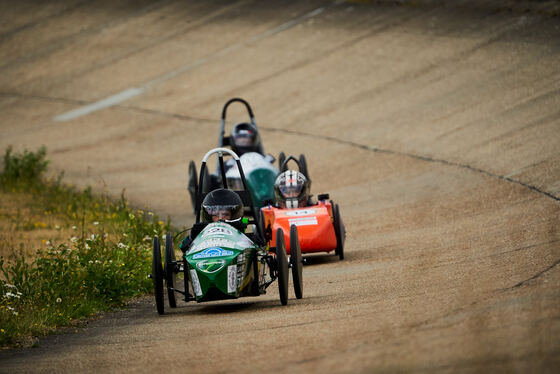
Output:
187,98,284,211
152,148,303,314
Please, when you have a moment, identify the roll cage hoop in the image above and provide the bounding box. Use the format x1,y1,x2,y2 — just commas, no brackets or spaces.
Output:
280,155,302,173
194,148,259,228
218,97,264,155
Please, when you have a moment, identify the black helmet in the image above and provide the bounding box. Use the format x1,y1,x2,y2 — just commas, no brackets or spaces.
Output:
231,122,259,156
201,189,244,223
274,170,309,209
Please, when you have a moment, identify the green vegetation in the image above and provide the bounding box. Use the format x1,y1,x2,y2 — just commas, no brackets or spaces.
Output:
0,146,169,347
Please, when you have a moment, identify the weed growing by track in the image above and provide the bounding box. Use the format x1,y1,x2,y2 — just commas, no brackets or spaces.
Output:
0,146,169,347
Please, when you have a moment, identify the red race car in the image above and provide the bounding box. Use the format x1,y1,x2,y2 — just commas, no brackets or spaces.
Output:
260,156,345,260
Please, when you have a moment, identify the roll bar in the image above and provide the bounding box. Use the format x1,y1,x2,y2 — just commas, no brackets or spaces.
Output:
219,98,257,148
195,148,252,224
280,155,301,172
202,147,240,162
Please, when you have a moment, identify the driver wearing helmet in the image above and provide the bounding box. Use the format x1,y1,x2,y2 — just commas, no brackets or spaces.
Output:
180,189,244,252
230,122,261,156
274,170,310,209
201,188,244,223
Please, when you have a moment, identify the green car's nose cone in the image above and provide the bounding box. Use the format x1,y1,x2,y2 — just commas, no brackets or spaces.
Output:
185,223,258,302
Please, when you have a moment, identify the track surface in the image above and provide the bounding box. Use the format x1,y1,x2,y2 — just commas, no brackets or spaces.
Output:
1,1,559,372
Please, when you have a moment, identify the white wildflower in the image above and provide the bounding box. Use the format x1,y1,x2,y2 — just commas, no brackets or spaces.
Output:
46,240,51,246
91,234,95,240
4,284,16,289
55,225,61,230
85,243,90,249
70,237,78,243
89,260,93,264
56,298,62,303
13,311,18,316
72,226,77,230
93,221,99,225
117,243,127,249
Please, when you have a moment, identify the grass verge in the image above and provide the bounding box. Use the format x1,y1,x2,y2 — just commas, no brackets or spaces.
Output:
0,146,169,347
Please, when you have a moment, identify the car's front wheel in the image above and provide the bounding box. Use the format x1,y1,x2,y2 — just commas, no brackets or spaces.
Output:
276,228,289,306
152,236,165,315
290,224,303,299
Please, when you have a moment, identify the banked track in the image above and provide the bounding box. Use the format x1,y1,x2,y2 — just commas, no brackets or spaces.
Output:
0,0,559,372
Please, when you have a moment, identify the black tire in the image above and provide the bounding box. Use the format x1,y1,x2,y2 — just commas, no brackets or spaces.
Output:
164,233,177,308
188,161,198,214
203,170,218,193
152,236,164,315
290,225,303,299
299,154,310,182
278,152,286,171
276,228,289,306
333,204,345,260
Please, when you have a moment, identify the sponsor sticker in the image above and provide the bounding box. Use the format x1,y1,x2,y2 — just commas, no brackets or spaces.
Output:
201,226,233,237
190,269,202,296
189,232,255,254
192,247,234,259
227,265,237,293
196,259,226,273
285,209,316,217
237,236,254,249
236,263,245,288
288,217,318,226
211,222,232,229
190,238,236,253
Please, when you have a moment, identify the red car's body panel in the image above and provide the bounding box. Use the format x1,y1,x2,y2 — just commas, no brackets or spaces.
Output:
261,201,337,254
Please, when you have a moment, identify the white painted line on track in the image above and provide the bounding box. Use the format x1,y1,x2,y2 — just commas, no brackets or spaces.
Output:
53,4,328,122
53,87,144,122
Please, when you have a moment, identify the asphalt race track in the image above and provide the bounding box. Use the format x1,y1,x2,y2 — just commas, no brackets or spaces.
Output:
0,0,559,372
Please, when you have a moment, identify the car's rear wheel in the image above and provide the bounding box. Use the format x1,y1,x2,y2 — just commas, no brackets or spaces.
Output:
333,203,345,260
152,236,164,315
204,171,220,192
276,228,289,306
164,233,177,308
290,224,303,299
188,161,198,214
